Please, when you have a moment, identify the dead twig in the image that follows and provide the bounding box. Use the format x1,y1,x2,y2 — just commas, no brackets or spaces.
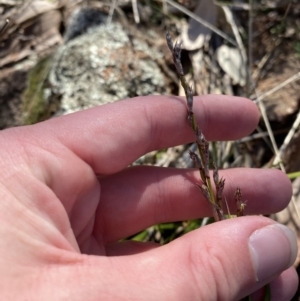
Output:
0,18,9,36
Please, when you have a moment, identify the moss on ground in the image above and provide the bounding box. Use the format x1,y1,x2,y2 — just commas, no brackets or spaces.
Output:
22,56,56,125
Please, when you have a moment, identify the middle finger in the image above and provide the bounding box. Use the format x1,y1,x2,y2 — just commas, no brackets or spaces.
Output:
94,166,292,242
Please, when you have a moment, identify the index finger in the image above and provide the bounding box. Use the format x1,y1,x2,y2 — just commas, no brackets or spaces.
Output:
29,95,259,174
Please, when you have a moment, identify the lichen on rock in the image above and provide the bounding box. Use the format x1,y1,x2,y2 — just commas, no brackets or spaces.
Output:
47,9,168,115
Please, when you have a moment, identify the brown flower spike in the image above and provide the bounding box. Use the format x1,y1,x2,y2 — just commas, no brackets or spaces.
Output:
166,31,245,221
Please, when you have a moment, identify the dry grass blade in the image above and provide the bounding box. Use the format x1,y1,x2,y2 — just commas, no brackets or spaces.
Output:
248,0,253,96
131,0,140,23
0,19,9,35
252,71,300,170
108,0,118,24
255,72,300,103
221,6,247,69
273,110,300,166
254,77,300,224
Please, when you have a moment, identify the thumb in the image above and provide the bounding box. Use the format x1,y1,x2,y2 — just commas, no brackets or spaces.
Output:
41,217,297,301
148,216,297,301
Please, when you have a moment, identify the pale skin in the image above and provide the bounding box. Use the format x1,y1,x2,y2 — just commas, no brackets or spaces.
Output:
0,95,297,300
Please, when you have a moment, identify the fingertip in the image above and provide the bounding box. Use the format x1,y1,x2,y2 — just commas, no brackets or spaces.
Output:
272,168,293,199
250,267,298,301
243,96,260,128
230,95,260,133
194,95,260,140
270,267,299,301
261,168,293,213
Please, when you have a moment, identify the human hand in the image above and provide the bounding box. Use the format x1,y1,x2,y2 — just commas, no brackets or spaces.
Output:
0,95,297,300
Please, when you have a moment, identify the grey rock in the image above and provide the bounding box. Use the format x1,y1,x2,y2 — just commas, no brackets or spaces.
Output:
48,9,168,115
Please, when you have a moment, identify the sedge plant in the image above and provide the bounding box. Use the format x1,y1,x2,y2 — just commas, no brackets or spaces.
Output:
166,31,246,221
166,31,271,301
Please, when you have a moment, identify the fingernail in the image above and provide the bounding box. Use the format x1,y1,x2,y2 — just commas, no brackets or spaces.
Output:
248,224,297,281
